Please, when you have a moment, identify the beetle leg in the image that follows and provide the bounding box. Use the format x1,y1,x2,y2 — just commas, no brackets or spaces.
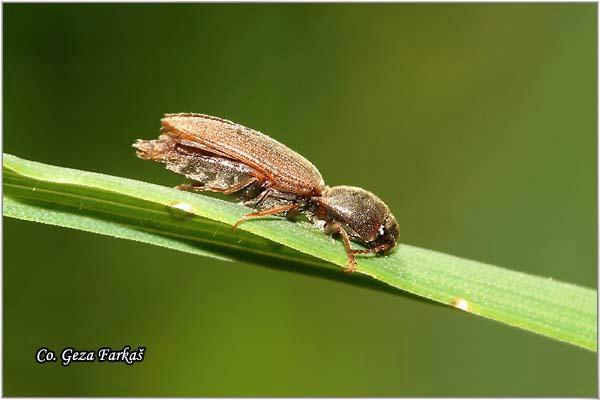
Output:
351,243,393,255
247,186,272,208
176,182,205,192
176,177,259,195
220,177,259,195
325,222,357,273
232,204,299,230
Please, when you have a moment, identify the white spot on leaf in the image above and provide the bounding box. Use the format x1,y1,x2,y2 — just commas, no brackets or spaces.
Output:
171,202,194,213
452,297,470,312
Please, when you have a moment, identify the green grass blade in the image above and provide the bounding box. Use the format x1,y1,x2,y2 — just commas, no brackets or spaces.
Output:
3,153,597,351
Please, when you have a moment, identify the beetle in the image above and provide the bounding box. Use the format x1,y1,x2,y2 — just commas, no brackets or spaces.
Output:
133,113,399,272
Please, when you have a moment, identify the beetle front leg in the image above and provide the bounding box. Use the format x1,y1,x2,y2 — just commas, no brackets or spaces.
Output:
324,222,357,273
351,243,393,255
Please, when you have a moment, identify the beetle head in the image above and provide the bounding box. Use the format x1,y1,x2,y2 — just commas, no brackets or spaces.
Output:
317,186,399,251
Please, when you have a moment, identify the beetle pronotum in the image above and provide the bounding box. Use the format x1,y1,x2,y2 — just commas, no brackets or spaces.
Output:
133,113,399,272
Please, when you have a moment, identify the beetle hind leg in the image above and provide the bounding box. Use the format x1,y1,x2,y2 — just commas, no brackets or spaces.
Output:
176,177,259,195
176,182,206,192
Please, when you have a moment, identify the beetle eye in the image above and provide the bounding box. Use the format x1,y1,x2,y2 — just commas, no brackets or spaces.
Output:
378,224,385,236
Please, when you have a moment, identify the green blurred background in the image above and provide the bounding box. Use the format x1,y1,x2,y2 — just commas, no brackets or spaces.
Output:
3,3,597,396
